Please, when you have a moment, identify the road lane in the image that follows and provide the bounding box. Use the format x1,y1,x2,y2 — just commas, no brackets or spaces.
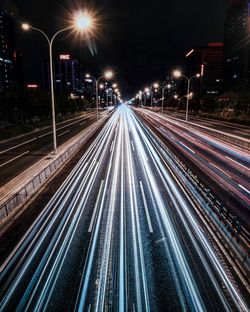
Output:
0,111,107,186
135,109,250,223
163,111,250,139
0,105,248,311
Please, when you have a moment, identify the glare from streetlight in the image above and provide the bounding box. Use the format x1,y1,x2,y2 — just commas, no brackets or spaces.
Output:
196,73,201,78
112,83,117,88
75,11,93,31
99,83,104,89
22,23,30,30
86,73,90,78
173,70,182,78
174,94,178,99
145,87,150,92
167,84,171,89
153,83,159,89
105,71,113,79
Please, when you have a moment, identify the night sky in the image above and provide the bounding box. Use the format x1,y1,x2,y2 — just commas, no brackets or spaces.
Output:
3,0,229,98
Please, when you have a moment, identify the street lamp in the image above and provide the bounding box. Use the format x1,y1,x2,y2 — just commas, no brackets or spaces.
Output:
153,82,168,114
85,70,114,122
173,70,200,122
22,11,93,154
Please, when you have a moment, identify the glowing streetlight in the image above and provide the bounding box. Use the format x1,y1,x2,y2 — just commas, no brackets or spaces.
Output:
85,70,114,121
112,83,117,88
22,23,30,30
152,82,167,114
105,71,113,79
173,70,182,78
21,12,94,154
75,12,92,30
173,69,200,121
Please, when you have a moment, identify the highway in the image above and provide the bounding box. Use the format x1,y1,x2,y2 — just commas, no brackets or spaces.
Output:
0,111,104,186
136,109,250,230
0,105,248,311
162,111,250,139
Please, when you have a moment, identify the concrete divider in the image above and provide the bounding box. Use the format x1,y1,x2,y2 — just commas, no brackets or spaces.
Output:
0,114,109,225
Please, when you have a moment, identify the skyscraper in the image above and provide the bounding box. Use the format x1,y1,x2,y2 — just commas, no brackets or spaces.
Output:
0,7,22,92
0,8,16,91
185,43,224,96
42,54,83,95
223,0,250,88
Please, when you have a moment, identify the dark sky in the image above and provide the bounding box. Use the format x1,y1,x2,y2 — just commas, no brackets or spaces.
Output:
3,0,229,98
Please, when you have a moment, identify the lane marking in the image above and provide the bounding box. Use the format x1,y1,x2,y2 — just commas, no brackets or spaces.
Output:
185,133,197,141
179,141,196,154
38,131,52,139
0,151,30,168
110,140,114,152
225,156,250,171
209,162,232,179
80,121,86,126
131,140,135,152
58,130,70,138
0,138,37,155
88,180,104,232
139,181,154,233
0,117,87,154
238,184,250,195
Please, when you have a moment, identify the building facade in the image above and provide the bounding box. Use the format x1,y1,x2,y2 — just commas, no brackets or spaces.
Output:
185,43,224,96
42,54,83,95
0,8,21,91
223,0,250,88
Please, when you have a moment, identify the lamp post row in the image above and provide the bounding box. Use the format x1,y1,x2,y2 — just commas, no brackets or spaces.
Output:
139,71,200,122
22,12,117,155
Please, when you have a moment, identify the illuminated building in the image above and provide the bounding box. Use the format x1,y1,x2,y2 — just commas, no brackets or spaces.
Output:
0,8,22,91
223,0,250,87
185,43,224,95
42,54,83,94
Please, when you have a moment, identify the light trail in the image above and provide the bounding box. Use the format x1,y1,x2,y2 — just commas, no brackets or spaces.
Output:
0,105,248,311
129,109,248,311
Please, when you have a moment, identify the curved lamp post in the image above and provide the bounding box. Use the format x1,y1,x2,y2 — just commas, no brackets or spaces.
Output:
173,70,200,122
22,12,93,154
86,71,114,122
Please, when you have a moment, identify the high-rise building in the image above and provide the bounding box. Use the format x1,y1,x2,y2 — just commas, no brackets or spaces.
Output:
0,8,19,91
223,0,250,87
42,54,83,95
185,43,224,96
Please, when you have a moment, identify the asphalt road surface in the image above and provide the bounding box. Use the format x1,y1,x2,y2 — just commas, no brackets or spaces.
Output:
0,105,248,311
163,111,250,139
0,111,104,187
136,109,250,229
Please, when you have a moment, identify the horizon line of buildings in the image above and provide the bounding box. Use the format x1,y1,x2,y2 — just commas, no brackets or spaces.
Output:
1,0,250,97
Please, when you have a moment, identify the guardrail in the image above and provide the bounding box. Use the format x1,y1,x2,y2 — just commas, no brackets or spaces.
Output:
0,116,109,224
